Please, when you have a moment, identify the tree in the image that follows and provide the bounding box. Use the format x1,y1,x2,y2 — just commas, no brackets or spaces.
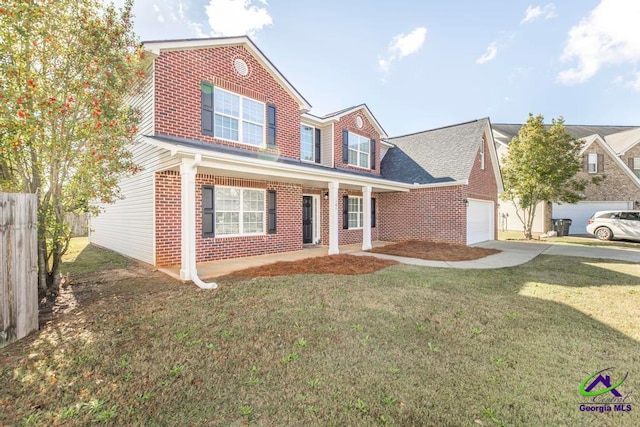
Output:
500,114,596,239
0,0,148,296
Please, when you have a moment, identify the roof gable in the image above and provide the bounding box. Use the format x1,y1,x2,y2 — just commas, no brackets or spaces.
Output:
604,127,640,154
382,118,497,185
143,36,312,112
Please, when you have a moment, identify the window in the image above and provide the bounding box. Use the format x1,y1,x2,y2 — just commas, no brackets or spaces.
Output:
480,140,485,170
347,197,363,229
214,187,265,236
300,125,315,162
631,158,640,178
348,132,370,168
587,153,598,173
213,87,265,146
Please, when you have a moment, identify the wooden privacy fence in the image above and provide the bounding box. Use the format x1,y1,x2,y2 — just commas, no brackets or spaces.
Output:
65,212,88,237
0,193,38,348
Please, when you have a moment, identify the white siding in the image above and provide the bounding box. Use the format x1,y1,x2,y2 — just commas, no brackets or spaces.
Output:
90,143,173,265
320,124,333,167
498,200,546,233
126,64,154,136
90,64,165,265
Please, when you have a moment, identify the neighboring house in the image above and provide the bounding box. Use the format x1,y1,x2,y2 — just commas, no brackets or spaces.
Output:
89,36,502,283
492,124,640,234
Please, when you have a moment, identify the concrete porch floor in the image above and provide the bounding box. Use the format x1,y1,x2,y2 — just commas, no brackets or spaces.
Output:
160,241,391,281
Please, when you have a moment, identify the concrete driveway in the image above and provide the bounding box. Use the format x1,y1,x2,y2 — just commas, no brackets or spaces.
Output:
358,240,639,269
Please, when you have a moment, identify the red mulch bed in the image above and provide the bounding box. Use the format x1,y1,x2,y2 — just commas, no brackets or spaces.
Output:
229,254,398,277
370,240,501,261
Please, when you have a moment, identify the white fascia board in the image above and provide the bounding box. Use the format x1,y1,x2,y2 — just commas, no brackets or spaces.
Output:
484,121,505,193
381,140,394,148
143,37,312,112
580,135,640,189
578,134,599,155
332,105,388,138
142,136,410,192
301,113,338,126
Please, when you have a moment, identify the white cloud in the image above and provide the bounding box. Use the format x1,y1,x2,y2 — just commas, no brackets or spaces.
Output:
476,42,498,64
521,4,556,24
557,0,640,85
205,0,273,37
378,27,427,73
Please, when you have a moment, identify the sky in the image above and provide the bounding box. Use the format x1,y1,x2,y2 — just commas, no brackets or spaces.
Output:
114,0,640,137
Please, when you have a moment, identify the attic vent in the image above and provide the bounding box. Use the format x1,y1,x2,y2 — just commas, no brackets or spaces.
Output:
234,58,249,76
356,115,363,129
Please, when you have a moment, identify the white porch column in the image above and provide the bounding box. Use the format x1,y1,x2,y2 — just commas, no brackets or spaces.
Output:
179,158,196,280
328,181,340,255
362,185,372,251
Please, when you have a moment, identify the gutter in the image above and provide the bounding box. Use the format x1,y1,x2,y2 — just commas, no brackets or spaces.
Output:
181,155,218,290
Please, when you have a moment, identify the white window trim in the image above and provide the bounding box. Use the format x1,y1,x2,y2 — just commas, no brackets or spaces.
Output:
214,186,266,237
632,158,640,178
347,196,364,229
587,153,598,174
214,87,266,148
300,124,317,164
347,132,371,169
480,140,485,170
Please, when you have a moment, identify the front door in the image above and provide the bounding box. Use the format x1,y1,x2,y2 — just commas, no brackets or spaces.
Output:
302,196,313,244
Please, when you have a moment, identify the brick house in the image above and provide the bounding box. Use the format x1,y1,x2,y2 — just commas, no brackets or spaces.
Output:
492,124,640,234
89,37,502,286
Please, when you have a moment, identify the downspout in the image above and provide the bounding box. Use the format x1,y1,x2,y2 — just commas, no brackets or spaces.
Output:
181,155,218,290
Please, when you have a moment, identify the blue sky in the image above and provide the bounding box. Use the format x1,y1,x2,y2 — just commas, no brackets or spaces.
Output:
119,0,640,136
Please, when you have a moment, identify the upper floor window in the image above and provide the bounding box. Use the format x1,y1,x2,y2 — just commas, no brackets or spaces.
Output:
201,82,265,147
348,132,370,168
587,153,598,173
301,125,315,162
480,139,485,170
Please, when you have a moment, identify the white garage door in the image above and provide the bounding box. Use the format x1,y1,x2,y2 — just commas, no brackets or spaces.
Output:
467,199,495,245
552,201,633,234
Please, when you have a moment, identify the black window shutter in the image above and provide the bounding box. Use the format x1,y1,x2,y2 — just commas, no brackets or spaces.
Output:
371,139,376,170
201,82,214,136
597,154,604,172
342,195,349,229
267,190,277,234
342,130,349,163
629,157,635,169
583,155,589,172
315,128,321,164
202,186,215,237
371,198,376,228
267,104,277,146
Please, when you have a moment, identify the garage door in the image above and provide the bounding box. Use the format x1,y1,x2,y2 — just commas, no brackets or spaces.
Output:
552,201,633,234
467,199,495,245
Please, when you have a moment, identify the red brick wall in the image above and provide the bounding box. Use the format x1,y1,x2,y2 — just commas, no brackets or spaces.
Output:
378,132,499,244
304,188,379,247
154,45,301,159
378,185,467,244
155,171,303,267
155,171,182,266
466,132,499,239
333,110,382,174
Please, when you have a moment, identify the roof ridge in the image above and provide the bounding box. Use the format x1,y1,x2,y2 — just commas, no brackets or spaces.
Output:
389,117,489,140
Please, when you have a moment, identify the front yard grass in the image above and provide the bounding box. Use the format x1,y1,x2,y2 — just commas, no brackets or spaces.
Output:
1,239,639,426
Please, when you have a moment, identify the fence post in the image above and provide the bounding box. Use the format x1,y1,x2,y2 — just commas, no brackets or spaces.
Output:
0,193,38,348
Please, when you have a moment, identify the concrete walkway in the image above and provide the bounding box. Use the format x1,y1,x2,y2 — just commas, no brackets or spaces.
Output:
354,240,639,269
163,240,638,281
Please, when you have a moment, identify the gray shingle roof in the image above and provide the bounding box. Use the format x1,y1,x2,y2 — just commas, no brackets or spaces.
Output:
381,118,488,184
492,123,638,145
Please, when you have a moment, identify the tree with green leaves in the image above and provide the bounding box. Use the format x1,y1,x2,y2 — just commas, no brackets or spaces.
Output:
500,114,596,240
0,0,148,296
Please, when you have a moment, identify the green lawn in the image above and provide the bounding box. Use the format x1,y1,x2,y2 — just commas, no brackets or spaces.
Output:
1,239,639,426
